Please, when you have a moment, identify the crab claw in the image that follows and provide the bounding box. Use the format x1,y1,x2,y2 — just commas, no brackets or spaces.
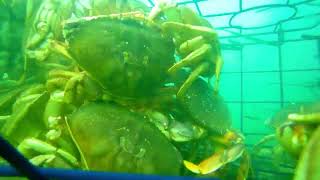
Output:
184,144,245,174
183,149,226,174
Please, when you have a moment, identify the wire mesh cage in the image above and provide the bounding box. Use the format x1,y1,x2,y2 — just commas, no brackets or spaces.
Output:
143,0,319,179
0,0,319,179
151,0,319,179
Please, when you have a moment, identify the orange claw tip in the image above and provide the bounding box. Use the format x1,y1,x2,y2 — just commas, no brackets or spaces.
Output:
184,151,225,175
183,160,201,174
198,152,225,174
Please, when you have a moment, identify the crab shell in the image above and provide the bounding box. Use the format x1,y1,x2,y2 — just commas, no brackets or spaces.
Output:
68,102,182,175
63,15,176,99
178,75,232,135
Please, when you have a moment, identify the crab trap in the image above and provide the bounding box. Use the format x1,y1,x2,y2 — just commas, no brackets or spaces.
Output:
0,0,319,179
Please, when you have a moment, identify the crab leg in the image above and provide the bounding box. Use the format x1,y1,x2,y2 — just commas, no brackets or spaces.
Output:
17,138,79,167
26,0,53,49
168,41,211,97
64,73,85,104
176,62,209,97
25,48,50,62
30,154,56,166
48,69,80,79
162,22,217,38
288,112,320,124
163,22,223,94
179,36,206,54
237,150,251,180
168,44,211,74
46,78,68,92
252,134,276,152
46,70,79,92
49,40,75,61
168,41,220,96
213,54,223,93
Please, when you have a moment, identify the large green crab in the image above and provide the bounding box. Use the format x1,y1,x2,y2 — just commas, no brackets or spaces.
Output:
25,0,223,97
1,85,182,174
1,80,247,177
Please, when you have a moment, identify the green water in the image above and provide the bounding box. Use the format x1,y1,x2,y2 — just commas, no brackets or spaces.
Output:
0,0,319,179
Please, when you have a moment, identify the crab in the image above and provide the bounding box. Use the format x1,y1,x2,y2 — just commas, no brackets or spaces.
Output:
0,78,247,176
1,76,249,177
1,0,248,178
23,0,150,69
253,102,320,179
24,0,222,97
67,102,183,174
51,13,247,176
51,13,176,101
1,86,183,173
255,102,320,157
279,103,320,180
